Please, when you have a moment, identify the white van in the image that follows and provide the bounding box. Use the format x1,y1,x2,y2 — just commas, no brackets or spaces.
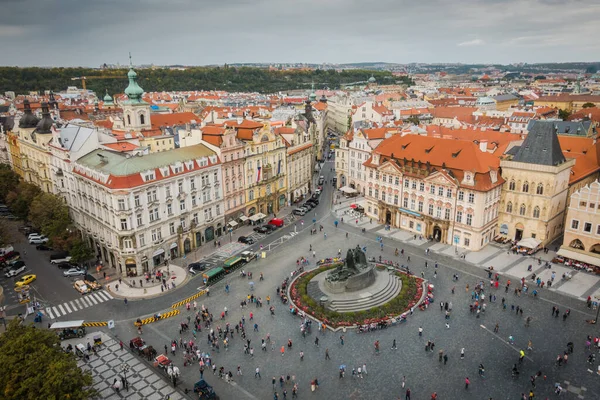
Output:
0,245,14,256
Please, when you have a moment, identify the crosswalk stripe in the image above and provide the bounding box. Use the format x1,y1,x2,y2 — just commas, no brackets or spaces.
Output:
52,306,60,317
88,294,98,305
45,307,54,319
101,290,114,300
58,304,66,315
69,301,78,311
74,299,84,308
81,297,91,307
92,293,105,303
64,303,72,313
96,291,110,301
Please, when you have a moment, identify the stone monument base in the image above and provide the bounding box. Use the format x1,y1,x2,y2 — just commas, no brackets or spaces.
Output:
324,267,376,293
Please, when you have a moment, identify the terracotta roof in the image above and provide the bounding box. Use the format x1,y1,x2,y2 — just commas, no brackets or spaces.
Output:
288,142,313,156
569,107,600,124
431,107,477,121
425,125,521,147
372,104,393,116
361,127,394,140
275,127,296,135
558,136,600,183
103,142,139,152
150,112,199,129
312,102,328,111
94,119,114,129
224,119,264,129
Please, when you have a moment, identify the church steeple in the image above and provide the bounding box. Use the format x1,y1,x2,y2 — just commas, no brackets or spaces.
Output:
124,53,145,104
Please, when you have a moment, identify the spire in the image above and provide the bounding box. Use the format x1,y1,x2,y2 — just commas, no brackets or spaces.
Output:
309,80,317,102
124,53,145,104
34,102,54,134
19,99,40,128
103,89,113,104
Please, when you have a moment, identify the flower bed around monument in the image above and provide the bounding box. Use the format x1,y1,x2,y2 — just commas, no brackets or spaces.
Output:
289,262,424,328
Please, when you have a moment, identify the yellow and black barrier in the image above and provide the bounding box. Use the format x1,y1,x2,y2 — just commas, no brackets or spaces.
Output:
134,309,180,326
171,289,207,309
82,321,108,327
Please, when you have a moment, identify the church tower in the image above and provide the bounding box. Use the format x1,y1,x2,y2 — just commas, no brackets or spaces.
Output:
122,54,151,132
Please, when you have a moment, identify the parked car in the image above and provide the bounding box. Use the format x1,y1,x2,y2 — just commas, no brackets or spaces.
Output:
238,236,255,245
36,244,53,251
5,264,26,278
253,226,269,234
50,251,69,261
56,262,78,270
15,274,36,287
27,233,41,240
308,198,320,205
0,245,14,256
63,268,85,277
263,224,276,233
293,208,306,216
29,236,49,244
314,189,322,196
318,176,324,185
84,274,102,290
240,251,257,262
188,262,211,275
268,218,284,227
8,260,25,269
0,251,20,265
50,255,72,264
302,203,313,210
73,280,91,295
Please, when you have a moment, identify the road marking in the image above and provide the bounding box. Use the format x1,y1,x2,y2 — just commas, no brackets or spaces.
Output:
52,306,60,317
58,304,66,315
45,307,54,319
479,324,534,362
69,301,78,311
83,296,93,307
74,299,84,308
102,290,114,299
96,291,110,301
63,303,72,313
78,298,89,308
88,294,99,305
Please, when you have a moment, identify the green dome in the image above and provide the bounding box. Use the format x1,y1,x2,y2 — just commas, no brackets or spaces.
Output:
124,67,144,102
309,92,317,101
368,75,377,83
103,90,113,102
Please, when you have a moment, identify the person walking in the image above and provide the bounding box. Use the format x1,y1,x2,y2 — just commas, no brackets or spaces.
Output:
418,326,423,337
405,388,411,400
315,337,319,347
465,377,470,389
325,348,330,360
460,348,465,359
255,367,261,378
339,335,344,345
392,339,397,350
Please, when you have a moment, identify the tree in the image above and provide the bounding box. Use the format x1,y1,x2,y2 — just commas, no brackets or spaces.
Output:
582,102,596,109
406,115,420,126
0,165,20,204
0,320,96,399
558,109,571,121
69,238,95,264
28,193,71,239
5,182,41,220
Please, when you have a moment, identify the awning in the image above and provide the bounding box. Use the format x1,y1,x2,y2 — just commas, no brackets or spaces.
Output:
557,247,600,267
517,238,541,249
125,258,136,265
239,216,248,222
152,248,165,257
339,186,358,194
170,242,178,250
249,213,267,222
228,221,238,227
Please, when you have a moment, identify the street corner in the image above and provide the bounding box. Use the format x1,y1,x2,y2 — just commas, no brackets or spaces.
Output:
135,309,180,326
105,264,190,300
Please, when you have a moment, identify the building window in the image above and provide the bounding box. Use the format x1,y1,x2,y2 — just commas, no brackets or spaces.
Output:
445,208,450,220
139,234,145,247
522,182,529,193
180,199,186,211
165,185,171,198
249,190,254,201
533,207,540,218
136,214,143,226
509,180,516,191
149,207,159,222
411,199,416,210
167,203,173,215
190,178,196,190
428,204,434,215
519,204,526,216
193,213,199,224
395,177,400,186
418,201,423,212
403,198,408,208
468,193,475,203
584,222,592,233
506,202,513,213
464,237,470,247
123,238,133,249
192,195,197,207
151,228,162,242
412,180,417,189
369,188,373,197
169,222,175,235
436,206,442,218
134,195,140,207
118,199,126,211
369,170,373,178
597,225,600,235
394,195,398,205
446,189,452,198
466,214,472,226
147,189,157,203
120,218,128,230
375,189,379,199
580,201,587,207
388,176,393,184
419,182,424,192
180,217,186,229
536,184,543,195
456,211,462,223
571,220,579,230
430,185,435,194
381,193,386,202
438,187,444,196
404,179,409,188
458,191,464,201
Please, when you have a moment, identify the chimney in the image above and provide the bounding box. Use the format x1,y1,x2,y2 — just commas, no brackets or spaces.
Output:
236,117,243,125
479,140,488,152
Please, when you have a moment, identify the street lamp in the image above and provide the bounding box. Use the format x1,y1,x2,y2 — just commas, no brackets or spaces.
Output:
120,362,130,392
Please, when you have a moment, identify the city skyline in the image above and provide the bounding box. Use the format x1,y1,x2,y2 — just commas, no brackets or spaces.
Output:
2,0,600,67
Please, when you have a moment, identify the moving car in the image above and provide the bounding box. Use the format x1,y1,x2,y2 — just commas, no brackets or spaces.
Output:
240,251,257,262
238,236,255,245
63,268,85,277
5,264,26,278
36,244,53,251
29,235,49,244
318,176,324,185
14,274,36,287
267,218,284,228
73,280,91,295
188,262,211,275
50,255,72,264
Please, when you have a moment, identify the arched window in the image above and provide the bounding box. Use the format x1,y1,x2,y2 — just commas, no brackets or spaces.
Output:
533,206,540,218
522,182,529,193
506,202,513,213
140,114,145,125
509,180,516,191
536,184,543,195
127,115,131,125
519,204,526,216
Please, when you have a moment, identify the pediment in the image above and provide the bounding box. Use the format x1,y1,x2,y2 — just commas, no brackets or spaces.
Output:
377,160,402,174
424,170,456,186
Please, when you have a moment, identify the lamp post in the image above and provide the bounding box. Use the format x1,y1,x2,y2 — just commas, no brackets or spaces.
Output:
120,362,130,391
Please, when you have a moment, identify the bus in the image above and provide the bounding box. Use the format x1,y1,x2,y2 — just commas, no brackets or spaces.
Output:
202,267,225,285
222,256,244,274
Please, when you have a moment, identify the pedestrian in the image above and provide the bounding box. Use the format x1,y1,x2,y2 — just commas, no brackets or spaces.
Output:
362,363,367,375
392,339,397,349
405,388,411,400
443,354,448,364
255,367,261,378
418,326,423,337
460,348,465,359
119,341,124,351
465,377,470,389
340,335,344,345
325,348,330,360
315,337,319,347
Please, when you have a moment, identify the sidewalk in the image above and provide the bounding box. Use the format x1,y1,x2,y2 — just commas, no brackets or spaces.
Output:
105,265,188,300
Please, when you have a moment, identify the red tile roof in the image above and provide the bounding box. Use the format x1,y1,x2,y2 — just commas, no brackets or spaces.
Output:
103,142,139,152
150,112,199,129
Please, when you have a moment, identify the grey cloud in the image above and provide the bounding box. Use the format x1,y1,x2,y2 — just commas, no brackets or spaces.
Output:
1,0,599,66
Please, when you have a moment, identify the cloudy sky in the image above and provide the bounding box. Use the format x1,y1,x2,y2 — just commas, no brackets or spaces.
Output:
2,0,599,67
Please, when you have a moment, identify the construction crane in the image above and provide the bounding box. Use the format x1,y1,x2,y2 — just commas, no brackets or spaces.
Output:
71,75,123,91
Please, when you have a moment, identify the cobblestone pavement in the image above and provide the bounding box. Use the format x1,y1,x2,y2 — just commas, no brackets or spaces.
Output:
112,210,600,400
